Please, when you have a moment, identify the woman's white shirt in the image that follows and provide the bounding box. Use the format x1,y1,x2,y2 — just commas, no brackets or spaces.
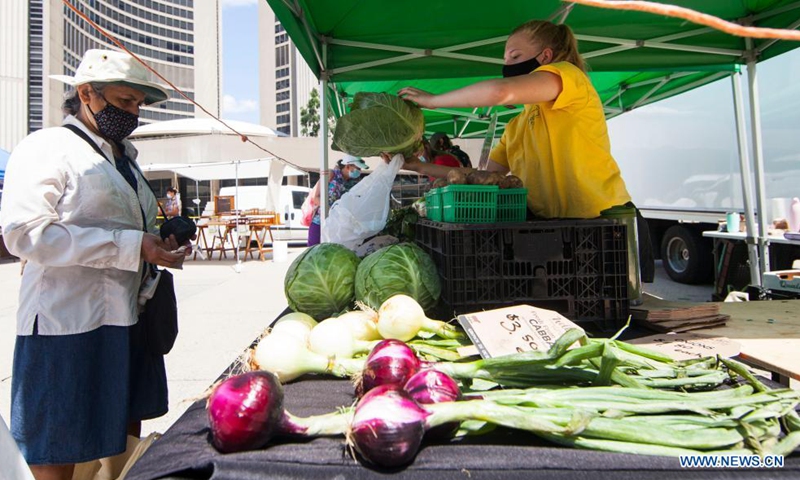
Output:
0,116,158,336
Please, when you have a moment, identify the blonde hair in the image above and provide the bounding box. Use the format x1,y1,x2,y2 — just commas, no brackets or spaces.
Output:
511,20,586,72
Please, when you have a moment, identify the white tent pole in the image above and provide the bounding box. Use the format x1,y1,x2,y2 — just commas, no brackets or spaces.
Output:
234,161,242,272
745,40,770,275
730,73,762,287
319,42,329,235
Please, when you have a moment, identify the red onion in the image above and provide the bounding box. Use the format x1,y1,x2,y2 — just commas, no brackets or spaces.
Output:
403,370,462,439
357,339,421,396
208,371,352,453
207,371,286,453
404,370,462,404
349,384,429,467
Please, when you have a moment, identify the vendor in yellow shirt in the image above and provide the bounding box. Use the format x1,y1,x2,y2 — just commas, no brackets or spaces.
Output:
399,19,653,283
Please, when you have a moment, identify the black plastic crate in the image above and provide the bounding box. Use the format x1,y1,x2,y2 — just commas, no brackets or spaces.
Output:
415,219,629,329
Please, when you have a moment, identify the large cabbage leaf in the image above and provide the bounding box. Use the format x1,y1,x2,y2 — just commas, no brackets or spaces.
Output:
284,243,361,320
355,243,441,311
332,92,424,158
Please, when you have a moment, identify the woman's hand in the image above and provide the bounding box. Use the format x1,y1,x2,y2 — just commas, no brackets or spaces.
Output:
401,154,423,172
398,87,438,108
141,233,186,269
382,151,422,173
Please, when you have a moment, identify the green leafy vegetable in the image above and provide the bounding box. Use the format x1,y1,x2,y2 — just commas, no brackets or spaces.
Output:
284,243,361,320
355,243,441,311
332,93,424,157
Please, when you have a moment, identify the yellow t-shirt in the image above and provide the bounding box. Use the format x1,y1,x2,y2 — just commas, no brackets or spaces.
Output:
490,62,631,218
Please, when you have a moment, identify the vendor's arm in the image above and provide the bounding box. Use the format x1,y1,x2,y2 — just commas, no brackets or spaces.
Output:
402,155,509,178
1,138,184,271
402,156,455,178
399,72,562,109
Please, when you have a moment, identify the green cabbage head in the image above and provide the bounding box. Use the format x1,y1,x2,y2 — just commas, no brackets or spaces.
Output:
284,243,361,320
355,243,441,311
332,92,424,158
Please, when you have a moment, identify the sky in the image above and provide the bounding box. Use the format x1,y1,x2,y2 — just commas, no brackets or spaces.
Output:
221,0,260,124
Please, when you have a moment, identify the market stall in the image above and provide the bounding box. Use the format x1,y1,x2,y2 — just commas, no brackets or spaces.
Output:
124,3,800,477
267,0,800,288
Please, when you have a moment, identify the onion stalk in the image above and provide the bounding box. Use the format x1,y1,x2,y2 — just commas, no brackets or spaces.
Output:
347,383,800,467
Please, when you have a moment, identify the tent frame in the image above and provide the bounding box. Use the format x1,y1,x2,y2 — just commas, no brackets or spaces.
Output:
281,0,800,284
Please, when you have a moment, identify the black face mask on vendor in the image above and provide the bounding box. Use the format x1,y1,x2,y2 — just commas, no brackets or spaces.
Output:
502,52,543,78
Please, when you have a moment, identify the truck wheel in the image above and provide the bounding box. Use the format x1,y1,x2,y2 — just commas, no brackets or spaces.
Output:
660,225,712,284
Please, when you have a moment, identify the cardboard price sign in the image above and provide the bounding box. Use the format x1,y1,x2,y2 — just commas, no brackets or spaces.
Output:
628,333,741,361
457,305,583,359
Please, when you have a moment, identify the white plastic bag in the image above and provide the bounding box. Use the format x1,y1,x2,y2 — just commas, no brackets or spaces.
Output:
322,154,404,250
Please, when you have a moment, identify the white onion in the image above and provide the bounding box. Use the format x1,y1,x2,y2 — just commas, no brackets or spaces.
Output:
270,312,318,342
308,318,377,358
338,310,381,341
377,295,462,341
253,332,328,382
377,295,424,341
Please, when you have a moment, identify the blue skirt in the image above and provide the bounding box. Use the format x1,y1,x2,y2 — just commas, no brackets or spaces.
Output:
10,319,168,465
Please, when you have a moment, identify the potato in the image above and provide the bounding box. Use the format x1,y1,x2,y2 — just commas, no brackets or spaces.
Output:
487,172,506,186
467,170,494,185
499,175,524,189
447,169,469,185
431,178,450,189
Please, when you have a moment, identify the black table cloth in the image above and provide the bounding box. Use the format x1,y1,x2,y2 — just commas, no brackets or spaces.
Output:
127,375,799,480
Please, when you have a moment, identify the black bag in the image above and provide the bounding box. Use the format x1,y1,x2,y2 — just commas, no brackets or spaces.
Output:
140,268,179,355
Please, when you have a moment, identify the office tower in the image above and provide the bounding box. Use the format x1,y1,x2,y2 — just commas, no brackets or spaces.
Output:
0,0,222,152
258,1,316,136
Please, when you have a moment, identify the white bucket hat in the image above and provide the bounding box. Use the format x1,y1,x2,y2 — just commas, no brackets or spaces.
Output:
341,154,368,169
50,49,170,105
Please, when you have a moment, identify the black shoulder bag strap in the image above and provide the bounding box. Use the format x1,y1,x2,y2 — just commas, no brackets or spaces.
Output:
63,123,157,279
63,124,169,222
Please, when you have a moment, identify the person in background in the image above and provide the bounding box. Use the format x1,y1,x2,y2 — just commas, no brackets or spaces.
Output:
398,20,653,282
163,186,181,219
307,154,368,246
0,49,189,480
429,132,472,168
421,137,460,169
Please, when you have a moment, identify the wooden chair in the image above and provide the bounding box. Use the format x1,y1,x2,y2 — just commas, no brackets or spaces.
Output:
244,212,277,261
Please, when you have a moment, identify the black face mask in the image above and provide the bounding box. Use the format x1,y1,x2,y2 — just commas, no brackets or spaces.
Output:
502,53,543,78
88,97,140,142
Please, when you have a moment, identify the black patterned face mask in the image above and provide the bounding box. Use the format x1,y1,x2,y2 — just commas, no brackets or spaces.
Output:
88,97,140,142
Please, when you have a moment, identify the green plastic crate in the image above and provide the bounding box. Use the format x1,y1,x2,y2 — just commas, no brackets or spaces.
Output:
497,188,528,222
425,188,443,221
442,185,498,223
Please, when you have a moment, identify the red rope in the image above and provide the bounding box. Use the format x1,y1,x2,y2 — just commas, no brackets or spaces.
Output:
61,0,308,170
569,0,800,41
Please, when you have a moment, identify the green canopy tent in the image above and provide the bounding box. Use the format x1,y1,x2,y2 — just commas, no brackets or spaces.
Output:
327,69,736,139
266,0,800,287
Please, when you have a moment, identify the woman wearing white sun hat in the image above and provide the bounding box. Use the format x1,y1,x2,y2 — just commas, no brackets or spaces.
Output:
0,49,190,480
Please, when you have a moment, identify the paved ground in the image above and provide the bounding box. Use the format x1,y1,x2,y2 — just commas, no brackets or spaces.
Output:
0,254,714,436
